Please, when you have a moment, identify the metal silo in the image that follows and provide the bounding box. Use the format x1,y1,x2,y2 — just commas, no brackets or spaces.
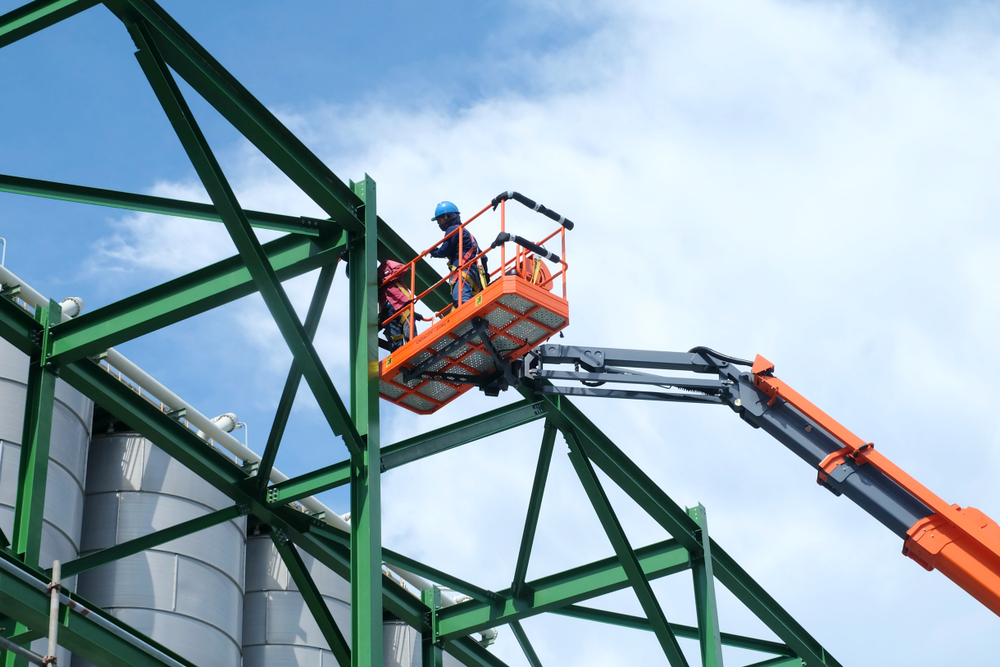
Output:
244,534,465,667
75,431,246,667
0,335,93,666
243,533,353,666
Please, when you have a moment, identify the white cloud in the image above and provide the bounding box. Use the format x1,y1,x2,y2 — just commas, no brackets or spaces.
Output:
90,0,1000,664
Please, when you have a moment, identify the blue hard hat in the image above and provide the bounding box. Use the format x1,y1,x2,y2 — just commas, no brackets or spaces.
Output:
432,201,460,221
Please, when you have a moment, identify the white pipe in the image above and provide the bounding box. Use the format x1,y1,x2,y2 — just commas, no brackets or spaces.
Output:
0,238,6,267
47,560,60,663
0,264,501,639
0,557,188,667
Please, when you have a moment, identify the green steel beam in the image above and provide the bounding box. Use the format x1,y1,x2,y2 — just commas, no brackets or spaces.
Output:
130,17,363,460
267,459,350,506
743,658,803,667
11,302,60,568
380,400,546,471
348,175,383,667
564,429,688,667
0,0,98,49
256,263,338,492
105,0,363,231
511,420,557,600
268,399,548,505
48,232,346,365
531,387,842,667
0,297,40,357
0,173,327,236
688,504,724,667
509,621,543,667
0,551,196,667
434,538,690,641
272,531,351,667
552,606,793,656
59,505,246,579
442,640,512,667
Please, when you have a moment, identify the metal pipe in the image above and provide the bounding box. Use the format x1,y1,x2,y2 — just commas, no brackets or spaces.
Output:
46,560,60,664
0,238,6,266
0,557,187,667
0,635,45,666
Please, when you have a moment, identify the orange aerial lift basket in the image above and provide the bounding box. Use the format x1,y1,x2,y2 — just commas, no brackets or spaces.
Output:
378,192,572,414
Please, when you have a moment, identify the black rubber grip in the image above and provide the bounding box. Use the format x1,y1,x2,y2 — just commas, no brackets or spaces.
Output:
490,232,560,263
490,191,575,230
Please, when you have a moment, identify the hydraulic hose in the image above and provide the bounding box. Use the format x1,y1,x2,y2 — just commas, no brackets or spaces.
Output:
490,191,575,230
490,232,560,263
687,346,754,367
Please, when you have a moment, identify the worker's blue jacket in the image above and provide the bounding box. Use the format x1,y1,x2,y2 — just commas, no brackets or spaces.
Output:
430,223,480,269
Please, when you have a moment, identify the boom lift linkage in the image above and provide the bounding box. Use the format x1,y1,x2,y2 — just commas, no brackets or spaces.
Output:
512,344,1000,617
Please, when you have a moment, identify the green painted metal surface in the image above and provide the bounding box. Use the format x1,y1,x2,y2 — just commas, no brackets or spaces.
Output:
551,606,794,657
0,0,98,48
348,175,383,667
435,539,691,641
688,504,724,667
0,174,327,236
11,301,60,568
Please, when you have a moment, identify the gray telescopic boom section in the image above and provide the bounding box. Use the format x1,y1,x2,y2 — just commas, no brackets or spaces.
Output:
527,344,934,539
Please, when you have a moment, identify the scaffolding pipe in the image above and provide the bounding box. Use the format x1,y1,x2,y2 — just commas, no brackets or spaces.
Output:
0,635,45,666
46,560,60,664
0,557,187,667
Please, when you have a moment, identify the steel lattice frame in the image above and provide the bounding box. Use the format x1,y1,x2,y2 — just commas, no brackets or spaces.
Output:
0,2,840,666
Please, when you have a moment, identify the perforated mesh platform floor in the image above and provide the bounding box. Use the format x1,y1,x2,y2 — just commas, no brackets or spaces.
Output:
379,275,570,414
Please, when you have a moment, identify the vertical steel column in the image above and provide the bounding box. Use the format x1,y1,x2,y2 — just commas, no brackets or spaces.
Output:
11,301,60,567
349,175,383,667
687,505,724,667
8,301,59,667
564,429,689,667
421,587,443,667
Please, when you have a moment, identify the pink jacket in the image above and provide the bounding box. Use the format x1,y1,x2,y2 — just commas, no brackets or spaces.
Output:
378,260,411,310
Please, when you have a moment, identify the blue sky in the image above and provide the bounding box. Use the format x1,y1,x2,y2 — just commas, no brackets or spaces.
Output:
3,0,1000,665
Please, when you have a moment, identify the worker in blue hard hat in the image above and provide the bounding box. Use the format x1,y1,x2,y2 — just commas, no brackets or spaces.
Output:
429,201,488,309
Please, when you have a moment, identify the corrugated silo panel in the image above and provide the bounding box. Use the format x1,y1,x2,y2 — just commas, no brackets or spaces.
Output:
78,432,246,667
0,336,92,667
384,620,420,667
245,534,350,602
81,492,245,585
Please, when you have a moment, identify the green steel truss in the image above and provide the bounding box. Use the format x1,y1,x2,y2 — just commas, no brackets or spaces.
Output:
0,2,840,666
